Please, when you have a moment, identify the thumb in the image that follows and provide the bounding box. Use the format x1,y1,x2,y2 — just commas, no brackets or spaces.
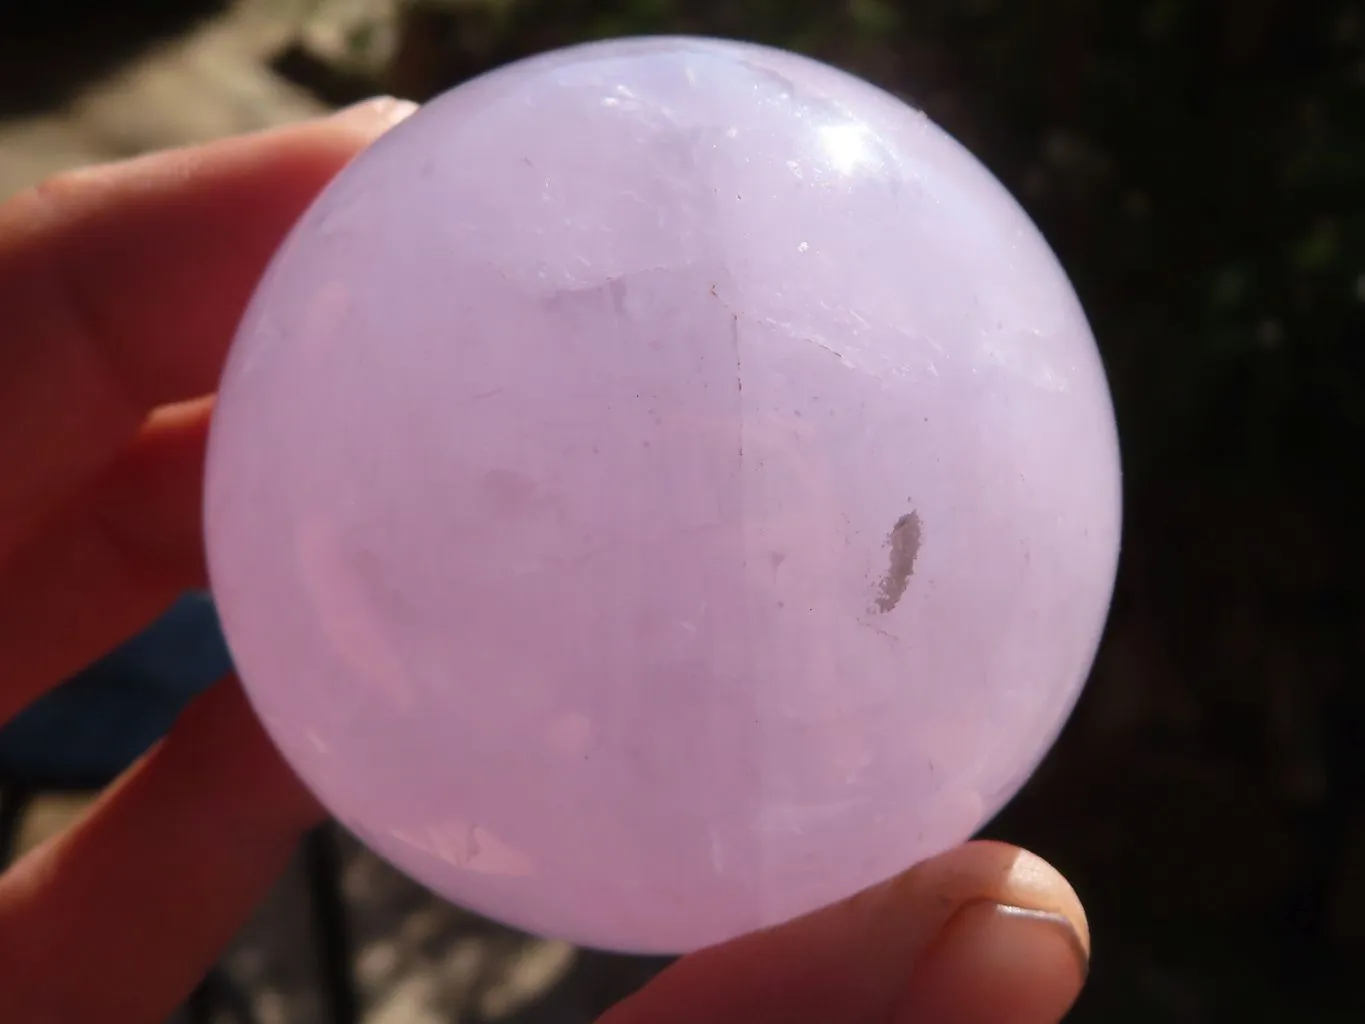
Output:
599,840,1088,1024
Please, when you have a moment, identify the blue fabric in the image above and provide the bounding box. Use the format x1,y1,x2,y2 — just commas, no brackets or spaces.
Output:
0,593,233,790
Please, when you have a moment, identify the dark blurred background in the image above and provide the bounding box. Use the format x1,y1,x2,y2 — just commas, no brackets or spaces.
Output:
2,1,1362,1021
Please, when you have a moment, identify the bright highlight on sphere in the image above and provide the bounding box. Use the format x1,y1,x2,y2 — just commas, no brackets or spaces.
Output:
204,36,1122,955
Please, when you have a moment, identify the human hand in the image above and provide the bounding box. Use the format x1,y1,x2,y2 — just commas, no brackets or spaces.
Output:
0,100,1088,1022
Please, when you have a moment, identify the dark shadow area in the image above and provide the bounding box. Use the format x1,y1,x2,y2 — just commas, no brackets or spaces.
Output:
0,0,228,118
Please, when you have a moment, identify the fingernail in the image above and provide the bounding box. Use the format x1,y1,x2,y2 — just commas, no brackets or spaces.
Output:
896,900,1089,1022
332,96,420,130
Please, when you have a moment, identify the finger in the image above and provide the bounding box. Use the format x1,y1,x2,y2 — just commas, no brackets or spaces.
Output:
0,97,417,559
600,841,1089,1024
0,400,213,723
0,98,416,719
0,679,323,1023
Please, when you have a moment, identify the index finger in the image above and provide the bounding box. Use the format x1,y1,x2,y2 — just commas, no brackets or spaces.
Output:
0,98,416,558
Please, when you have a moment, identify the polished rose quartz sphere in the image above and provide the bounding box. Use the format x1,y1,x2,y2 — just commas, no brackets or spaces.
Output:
205,36,1122,954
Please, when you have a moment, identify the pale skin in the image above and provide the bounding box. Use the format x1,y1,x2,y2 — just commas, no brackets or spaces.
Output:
0,99,1090,1023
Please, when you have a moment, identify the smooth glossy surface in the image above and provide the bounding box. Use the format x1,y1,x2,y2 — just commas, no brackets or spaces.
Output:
205,36,1122,954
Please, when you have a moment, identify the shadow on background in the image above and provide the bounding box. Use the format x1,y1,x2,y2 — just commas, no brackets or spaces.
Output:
2,0,1362,1021
0,0,228,118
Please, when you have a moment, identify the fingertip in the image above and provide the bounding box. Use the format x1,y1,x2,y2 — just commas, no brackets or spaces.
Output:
882,842,1089,1023
602,841,1089,1024
896,899,1087,1023
891,840,1089,957
329,96,421,131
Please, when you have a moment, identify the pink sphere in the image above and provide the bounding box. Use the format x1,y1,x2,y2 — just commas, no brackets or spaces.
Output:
205,36,1121,954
